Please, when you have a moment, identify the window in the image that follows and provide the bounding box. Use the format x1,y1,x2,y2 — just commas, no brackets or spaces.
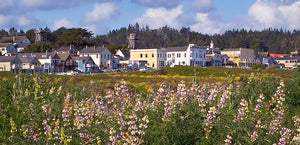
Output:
96,54,98,58
177,53,181,58
145,53,148,58
140,53,143,58
152,53,154,57
184,53,186,58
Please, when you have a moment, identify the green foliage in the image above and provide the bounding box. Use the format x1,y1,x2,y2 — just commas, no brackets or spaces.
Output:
252,64,266,70
25,29,36,42
25,41,52,53
0,72,299,144
107,45,124,53
55,28,93,48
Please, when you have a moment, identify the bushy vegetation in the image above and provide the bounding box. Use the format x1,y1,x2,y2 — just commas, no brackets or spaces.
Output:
0,68,299,144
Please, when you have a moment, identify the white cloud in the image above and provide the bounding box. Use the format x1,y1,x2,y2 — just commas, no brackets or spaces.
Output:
135,5,185,29
191,0,214,13
19,0,86,9
132,0,182,8
278,1,300,29
17,17,32,26
0,15,12,27
0,0,14,9
52,18,74,30
84,3,120,24
190,13,223,34
248,0,300,30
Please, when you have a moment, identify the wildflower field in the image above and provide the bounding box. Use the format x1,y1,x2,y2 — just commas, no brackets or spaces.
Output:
0,67,299,144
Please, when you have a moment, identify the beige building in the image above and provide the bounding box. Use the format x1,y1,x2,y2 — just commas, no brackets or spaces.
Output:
221,48,257,67
0,56,21,72
129,48,167,69
78,46,112,69
275,56,300,69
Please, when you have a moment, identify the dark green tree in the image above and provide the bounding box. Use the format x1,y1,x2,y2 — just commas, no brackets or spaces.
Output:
25,29,36,43
55,28,93,47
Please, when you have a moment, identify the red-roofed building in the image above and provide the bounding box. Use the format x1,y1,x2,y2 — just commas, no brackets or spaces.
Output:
269,53,285,58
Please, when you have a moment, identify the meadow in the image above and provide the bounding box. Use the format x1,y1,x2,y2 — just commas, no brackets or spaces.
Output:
0,66,299,144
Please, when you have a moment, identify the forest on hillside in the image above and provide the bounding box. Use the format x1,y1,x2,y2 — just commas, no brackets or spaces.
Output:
1,24,300,54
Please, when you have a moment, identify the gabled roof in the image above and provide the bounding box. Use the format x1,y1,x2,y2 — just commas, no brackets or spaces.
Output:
17,56,38,63
57,53,71,61
258,52,270,57
56,46,78,54
17,52,57,59
72,56,92,64
116,49,130,60
0,36,30,43
166,47,188,52
79,46,108,54
0,56,17,62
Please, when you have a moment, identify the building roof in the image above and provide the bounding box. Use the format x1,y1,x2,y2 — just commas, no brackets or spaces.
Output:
0,36,29,43
79,46,108,54
0,56,17,62
257,52,270,57
166,47,188,52
116,49,130,60
270,53,285,58
0,43,11,47
222,48,242,51
17,52,57,59
57,53,71,61
17,56,37,63
55,45,78,54
274,55,300,60
72,56,91,64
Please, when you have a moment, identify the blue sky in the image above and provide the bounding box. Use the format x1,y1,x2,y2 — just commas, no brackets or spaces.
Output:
1,0,300,35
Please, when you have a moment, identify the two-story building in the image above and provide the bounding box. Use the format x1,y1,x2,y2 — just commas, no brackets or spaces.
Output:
221,48,257,67
0,36,31,53
17,55,41,74
0,56,21,73
78,46,112,69
166,44,206,67
73,56,100,73
275,55,300,69
18,52,62,73
129,48,167,69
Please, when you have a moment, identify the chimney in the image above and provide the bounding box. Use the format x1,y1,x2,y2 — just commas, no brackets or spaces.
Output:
13,36,15,43
102,45,104,47
69,45,72,50
94,45,96,50
86,45,88,48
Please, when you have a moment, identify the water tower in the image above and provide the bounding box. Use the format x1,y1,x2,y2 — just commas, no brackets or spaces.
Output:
35,28,44,43
128,33,138,49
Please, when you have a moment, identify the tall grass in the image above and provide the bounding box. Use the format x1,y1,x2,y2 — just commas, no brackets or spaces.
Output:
0,69,299,144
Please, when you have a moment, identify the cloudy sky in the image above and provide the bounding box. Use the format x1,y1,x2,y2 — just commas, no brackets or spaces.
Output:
1,0,300,35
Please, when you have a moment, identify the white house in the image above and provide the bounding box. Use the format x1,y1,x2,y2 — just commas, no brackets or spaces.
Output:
78,46,112,69
166,44,206,67
18,52,62,73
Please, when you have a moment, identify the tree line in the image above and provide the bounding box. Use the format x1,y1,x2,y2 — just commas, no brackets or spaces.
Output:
1,24,300,54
